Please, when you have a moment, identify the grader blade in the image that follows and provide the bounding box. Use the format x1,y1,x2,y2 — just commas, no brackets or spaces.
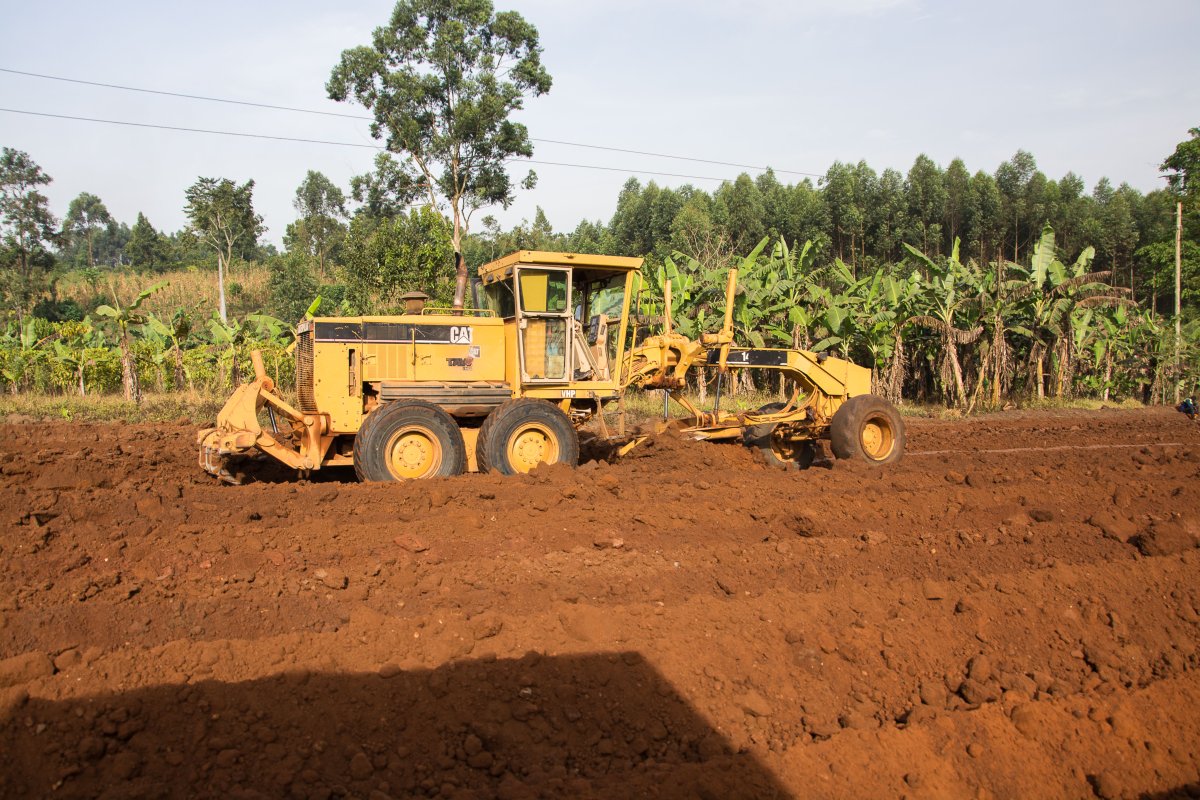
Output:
197,380,269,479
198,350,330,481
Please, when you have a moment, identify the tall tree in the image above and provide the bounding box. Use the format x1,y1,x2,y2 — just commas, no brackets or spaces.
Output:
328,0,552,308
943,158,971,249
1161,126,1200,210
904,154,947,256
63,192,113,268
995,150,1038,262
0,148,58,317
287,170,348,274
183,177,264,323
713,174,766,254
125,212,167,270
965,171,1001,265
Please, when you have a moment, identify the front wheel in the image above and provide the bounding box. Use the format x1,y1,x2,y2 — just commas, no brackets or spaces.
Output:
829,395,904,466
477,399,580,475
353,400,466,482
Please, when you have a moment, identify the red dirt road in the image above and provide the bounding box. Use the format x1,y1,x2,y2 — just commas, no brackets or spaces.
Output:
1,407,1199,799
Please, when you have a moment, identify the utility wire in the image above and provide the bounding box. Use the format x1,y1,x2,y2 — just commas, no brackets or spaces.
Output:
0,107,737,182
0,107,382,149
0,66,824,179
0,67,369,120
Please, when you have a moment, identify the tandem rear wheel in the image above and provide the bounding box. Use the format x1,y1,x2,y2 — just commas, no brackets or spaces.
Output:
477,399,580,475
353,400,467,482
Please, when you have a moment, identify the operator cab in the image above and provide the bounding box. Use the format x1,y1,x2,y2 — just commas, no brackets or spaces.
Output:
478,251,643,390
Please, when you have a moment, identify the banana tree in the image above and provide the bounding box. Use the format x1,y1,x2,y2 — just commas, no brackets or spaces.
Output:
96,281,167,404
1008,227,1132,400
146,309,193,391
51,319,106,396
208,312,290,388
1087,305,1135,401
0,318,47,394
902,240,983,408
869,267,923,402
758,239,822,350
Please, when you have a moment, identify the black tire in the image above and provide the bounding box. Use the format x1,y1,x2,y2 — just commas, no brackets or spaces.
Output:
743,402,815,470
829,394,905,466
353,400,466,482
477,398,580,475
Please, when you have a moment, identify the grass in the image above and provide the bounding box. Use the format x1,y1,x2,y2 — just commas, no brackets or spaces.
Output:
57,263,272,321
0,388,1150,428
0,391,226,425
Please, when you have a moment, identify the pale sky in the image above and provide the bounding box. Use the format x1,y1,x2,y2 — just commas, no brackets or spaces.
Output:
1,0,1197,247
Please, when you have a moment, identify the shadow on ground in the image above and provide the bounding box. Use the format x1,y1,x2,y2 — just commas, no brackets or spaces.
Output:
0,651,789,799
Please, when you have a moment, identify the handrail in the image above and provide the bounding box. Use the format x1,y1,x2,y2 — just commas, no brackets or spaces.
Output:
419,307,496,317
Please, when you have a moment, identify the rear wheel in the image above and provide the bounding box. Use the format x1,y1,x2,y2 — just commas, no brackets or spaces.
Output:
353,400,466,482
829,395,904,466
477,399,580,475
743,402,815,470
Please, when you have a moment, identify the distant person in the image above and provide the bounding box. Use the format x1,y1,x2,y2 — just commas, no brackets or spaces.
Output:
1178,397,1198,420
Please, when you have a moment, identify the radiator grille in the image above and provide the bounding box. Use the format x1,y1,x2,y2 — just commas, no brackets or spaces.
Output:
296,330,316,411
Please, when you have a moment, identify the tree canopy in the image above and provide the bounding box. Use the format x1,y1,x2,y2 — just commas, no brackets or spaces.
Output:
184,177,264,323
327,0,552,307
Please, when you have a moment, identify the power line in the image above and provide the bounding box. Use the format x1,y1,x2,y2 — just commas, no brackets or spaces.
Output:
0,107,736,182
0,66,824,179
0,67,369,121
0,107,382,149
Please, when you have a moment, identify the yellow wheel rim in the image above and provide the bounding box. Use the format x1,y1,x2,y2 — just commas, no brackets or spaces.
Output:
385,425,442,480
506,423,560,473
861,416,895,460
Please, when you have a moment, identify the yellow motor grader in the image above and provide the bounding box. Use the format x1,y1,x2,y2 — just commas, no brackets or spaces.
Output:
198,250,903,482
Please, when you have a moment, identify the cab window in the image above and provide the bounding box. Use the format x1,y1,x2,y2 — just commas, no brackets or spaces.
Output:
518,270,568,313
484,280,516,318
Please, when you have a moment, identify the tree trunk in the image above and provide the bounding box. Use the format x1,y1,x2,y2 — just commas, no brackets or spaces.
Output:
948,340,967,408
451,204,467,309
1035,350,1045,400
78,364,86,397
174,347,186,391
1103,355,1112,402
218,253,229,324
1053,341,1068,399
120,330,141,405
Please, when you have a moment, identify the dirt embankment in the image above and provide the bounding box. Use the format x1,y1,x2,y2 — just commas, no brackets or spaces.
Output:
1,407,1199,799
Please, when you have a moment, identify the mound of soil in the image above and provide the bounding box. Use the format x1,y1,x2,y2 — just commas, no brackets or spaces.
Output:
1,407,1199,798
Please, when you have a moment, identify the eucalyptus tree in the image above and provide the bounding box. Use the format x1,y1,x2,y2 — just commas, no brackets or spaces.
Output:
905,154,947,257
288,170,348,274
63,192,113,268
995,150,1038,262
328,0,552,309
1161,126,1200,208
184,177,264,323
0,148,58,317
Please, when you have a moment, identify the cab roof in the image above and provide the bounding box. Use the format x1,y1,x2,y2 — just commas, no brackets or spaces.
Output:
478,250,643,284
